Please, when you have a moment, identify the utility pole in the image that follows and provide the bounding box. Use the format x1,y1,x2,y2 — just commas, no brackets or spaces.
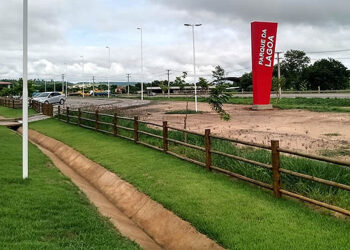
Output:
276,51,282,97
52,79,55,92
92,76,95,96
137,27,144,100
126,74,131,96
65,77,68,97
81,56,85,98
167,69,171,98
45,80,47,92
61,74,65,94
106,46,111,98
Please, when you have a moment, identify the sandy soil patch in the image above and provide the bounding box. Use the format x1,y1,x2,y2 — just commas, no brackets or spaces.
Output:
123,101,350,160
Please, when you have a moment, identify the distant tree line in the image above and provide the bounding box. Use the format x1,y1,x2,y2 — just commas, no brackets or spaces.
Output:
239,49,350,91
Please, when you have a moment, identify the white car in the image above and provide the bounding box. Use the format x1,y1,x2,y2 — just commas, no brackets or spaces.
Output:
33,92,66,105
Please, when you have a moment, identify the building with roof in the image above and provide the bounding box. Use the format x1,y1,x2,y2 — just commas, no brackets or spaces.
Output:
0,82,12,89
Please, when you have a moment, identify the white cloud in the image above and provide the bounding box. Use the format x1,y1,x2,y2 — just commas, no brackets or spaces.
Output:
1,0,350,82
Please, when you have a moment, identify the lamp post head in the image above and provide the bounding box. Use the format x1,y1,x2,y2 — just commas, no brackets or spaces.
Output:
184,24,202,27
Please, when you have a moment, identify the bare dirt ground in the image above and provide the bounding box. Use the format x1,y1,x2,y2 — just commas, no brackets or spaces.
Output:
122,101,350,160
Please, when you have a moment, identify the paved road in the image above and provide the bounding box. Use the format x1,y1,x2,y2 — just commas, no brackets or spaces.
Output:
65,97,151,110
0,114,50,126
141,92,350,99
232,93,350,98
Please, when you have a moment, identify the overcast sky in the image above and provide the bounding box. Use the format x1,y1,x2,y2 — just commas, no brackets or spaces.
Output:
1,0,350,82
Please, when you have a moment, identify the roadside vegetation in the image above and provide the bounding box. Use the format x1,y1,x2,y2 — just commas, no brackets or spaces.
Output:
0,106,36,118
138,96,350,113
0,127,139,249
30,119,350,249
165,109,203,114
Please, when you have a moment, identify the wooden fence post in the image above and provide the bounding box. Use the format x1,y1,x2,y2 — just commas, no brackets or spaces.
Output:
95,110,99,131
49,104,53,117
205,129,212,171
66,107,69,123
58,106,61,120
163,121,168,151
113,112,118,136
78,108,81,126
271,140,281,198
66,107,70,123
12,99,15,109
134,116,139,143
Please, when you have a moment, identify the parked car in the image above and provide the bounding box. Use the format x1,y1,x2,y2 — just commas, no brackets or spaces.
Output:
33,92,66,105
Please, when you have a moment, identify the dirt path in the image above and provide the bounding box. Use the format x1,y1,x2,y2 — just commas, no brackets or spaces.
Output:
125,101,350,160
24,128,222,250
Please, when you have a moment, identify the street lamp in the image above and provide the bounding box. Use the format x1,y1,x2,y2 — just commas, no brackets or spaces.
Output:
184,23,202,112
137,27,144,100
64,62,68,97
23,0,28,179
80,56,85,98
106,46,111,98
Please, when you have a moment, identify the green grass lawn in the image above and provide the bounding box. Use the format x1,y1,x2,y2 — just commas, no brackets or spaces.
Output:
135,96,350,113
0,106,37,118
30,119,350,249
61,110,350,210
0,126,139,249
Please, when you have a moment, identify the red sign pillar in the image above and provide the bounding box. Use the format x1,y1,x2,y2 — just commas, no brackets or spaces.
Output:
251,21,278,109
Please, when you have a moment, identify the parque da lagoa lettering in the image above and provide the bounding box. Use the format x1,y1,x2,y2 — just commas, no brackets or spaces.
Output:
259,29,275,67
251,21,278,107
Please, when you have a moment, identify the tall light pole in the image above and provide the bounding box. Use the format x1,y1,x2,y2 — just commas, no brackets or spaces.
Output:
64,62,68,97
22,0,28,179
276,51,282,97
61,74,65,93
167,69,171,98
126,74,131,96
106,46,111,98
80,56,85,98
184,23,202,112
137,27,144,100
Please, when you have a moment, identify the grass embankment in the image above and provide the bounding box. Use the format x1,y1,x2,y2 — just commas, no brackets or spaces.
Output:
63,110,350,210
0,106,37,118
0,127,139,249
30,119,350,249
138,96,350,113
165,109,203,114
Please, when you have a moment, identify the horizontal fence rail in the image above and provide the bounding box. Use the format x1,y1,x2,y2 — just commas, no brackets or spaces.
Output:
0,97,22,109
0,98,53,117
56,106,350,217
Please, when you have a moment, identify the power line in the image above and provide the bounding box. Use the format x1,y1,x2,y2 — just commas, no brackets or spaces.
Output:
305,49,350,54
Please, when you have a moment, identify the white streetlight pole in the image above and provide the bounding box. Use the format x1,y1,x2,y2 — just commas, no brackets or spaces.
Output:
184,23,202,112
22,0,28,179
137,27,144,100
64,62,68,98
80,56,85,98
106,46,111,98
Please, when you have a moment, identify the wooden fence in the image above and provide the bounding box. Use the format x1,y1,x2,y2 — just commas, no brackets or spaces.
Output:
0,97,53,117
0,97,22,109
57,106,350,217
30,100,53,117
